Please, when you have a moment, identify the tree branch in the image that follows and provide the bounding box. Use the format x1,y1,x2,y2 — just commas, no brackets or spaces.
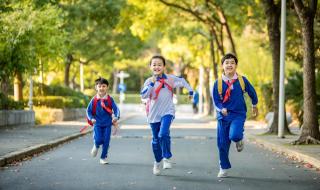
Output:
158,0,207,23
292,0,306,15
78,49,110,65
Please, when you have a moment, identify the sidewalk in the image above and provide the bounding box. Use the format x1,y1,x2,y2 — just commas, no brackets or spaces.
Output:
0,113,136,167
245,126,320,170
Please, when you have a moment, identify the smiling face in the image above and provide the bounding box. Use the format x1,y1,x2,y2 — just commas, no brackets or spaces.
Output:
150,58,165,76
96,83,108,97
222,58,237,76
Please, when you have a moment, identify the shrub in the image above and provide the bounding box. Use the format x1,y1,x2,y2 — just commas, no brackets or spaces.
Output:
28,96,89,108
0,93,24,110
285,71,320,125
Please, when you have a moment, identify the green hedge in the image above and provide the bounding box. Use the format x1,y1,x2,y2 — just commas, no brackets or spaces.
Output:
30,96,89,108
23,82,88,99
0,93,24,110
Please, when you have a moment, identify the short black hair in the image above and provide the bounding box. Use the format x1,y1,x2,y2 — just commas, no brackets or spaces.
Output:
149,55,166,66
95,77,109,86
221,53,238,65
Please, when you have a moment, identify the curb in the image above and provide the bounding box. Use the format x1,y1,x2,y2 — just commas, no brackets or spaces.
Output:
247,134,320,169
0,129,92,167
0,114,136,167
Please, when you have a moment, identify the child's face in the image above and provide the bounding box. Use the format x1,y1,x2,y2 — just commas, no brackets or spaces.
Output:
150,58,165,76
96,83,108,96
222,58,237,75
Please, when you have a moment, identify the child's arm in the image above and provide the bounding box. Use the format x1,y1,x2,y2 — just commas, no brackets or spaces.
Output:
111,97,120,120
172,76,193,97
243,77,258,106
86,97,95,123
212,80,225,114
140,78,155,99
243,77,259,116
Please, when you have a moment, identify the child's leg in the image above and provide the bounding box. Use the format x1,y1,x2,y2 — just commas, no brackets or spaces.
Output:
100,126,112,159
159,115,174,159
229,118,245,142
217,119,232,169
93,126,103,148
150,122,162,162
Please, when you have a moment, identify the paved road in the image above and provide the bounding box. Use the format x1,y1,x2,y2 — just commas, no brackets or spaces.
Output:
0,114,319,190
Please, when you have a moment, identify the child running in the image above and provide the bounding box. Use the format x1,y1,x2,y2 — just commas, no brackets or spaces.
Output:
141,55,193,175
86,77,120,164
212,53,258,177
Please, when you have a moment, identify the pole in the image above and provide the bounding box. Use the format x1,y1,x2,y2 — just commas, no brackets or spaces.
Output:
28,75,33,110
278,0,286,138
80,62,84,92
198,65,204,115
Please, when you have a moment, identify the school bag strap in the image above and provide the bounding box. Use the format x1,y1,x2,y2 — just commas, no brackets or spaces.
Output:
237,74,246,93
92,96,99,116
105,95,113,114
217,74,246,100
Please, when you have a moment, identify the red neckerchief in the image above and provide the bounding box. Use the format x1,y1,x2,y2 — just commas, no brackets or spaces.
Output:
153,78,173,100
100,97,112,114
222,79,237,103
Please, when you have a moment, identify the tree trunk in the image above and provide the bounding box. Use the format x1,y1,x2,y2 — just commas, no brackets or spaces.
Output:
64,53,73,87
210,29,218,79
293,0,320,144
262,0,290,134
210,25,225,57
0,76,9,97
217,8,237,56
203,67,212,115
14,72,23,101
112,69,119,94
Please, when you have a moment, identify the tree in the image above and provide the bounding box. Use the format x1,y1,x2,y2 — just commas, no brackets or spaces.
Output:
292,0,320,144
261,0,291,134
61,0,123,87
0,1,65,100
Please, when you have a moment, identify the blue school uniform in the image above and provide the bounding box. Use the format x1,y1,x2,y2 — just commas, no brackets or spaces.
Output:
86,95,120,159
212,74,258,169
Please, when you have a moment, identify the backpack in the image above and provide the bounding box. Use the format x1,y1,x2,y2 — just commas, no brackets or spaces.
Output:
87,95,113,126
217,74,246,100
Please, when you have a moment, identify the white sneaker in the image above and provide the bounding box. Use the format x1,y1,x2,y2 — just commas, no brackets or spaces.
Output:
100,158,108,164
217,168,228,178
236,140,244,152
153,162,161,175
163,158,172,169
91,145,98,157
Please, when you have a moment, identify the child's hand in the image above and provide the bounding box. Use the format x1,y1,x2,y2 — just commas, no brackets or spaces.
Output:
252,107,258,117
112,118,118,127
151,75,157,83
188,95,193,101
221,108,228,116
112,119,119,135
91,119,96,124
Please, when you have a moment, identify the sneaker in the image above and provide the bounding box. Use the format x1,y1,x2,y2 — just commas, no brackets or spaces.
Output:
217,168,228,178
91,145,98,157
236,140,244,152
100,158,108,164
163,158,172,169
153,161,161,175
